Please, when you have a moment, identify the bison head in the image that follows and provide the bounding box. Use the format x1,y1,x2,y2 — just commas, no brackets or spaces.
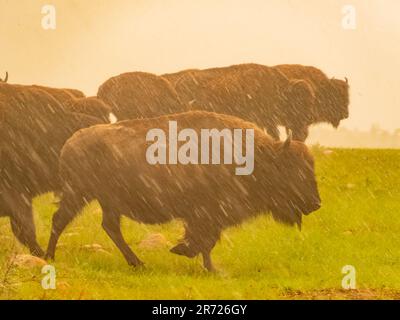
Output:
268,132,321,228
318,77,350,128
0,72,8,83
69,97,118,124
284,79,317,125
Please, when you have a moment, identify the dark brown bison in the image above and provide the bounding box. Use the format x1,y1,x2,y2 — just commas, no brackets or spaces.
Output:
0,83,109,256
163,63,349,141
274,64,350,137
46,111,321,271
97,71,187,120
30,85,85,105
10,81,114,122
68,97,115,123
165,64,316,141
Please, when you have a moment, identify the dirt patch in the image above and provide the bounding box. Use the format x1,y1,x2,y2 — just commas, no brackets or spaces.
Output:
283,288,400,300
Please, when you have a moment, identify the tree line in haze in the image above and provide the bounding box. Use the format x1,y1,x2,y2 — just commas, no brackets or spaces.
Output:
307,125,400,148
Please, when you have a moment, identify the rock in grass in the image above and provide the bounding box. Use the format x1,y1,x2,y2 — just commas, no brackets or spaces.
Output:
12,254,47,268
138,233,169,249
82,243,104,251
82,243,111,255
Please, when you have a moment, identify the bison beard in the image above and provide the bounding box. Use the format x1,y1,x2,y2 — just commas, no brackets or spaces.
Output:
46,111,321,271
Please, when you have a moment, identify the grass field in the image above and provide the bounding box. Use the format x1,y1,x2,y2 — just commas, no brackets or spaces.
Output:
0,148,400,300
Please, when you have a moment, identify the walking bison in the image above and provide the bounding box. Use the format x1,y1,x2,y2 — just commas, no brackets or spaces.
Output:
68,97,115,123
164,64,318,141
0,82,110,256
97,72,186,120
274,64,350,139
163,63,349,141
46,111,321,271
97,64,349,142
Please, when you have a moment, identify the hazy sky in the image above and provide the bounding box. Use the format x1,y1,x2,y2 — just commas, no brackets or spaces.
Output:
0,0,399,130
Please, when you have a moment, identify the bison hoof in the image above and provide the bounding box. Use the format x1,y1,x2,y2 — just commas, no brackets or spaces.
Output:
170,243,198,258
44,253,55,261
128,260,145,268
204,264,216,272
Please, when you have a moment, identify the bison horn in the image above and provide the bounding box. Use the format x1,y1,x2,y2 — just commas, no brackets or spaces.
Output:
283,130,292,150
345,77,348,84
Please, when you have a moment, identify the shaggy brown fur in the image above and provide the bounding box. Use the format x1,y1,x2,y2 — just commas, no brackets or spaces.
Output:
30,85,85,104
68,97,112,122
0,83,107,256
274,64,349,129
163,64,316,141
64,88,85,99
46,111,321,271
97,72,187,120
163,63,349,141
21,85,111,122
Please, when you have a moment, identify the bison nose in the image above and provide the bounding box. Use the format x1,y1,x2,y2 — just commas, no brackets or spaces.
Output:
311,201,321,211
313,201,321,211
303,201,321,215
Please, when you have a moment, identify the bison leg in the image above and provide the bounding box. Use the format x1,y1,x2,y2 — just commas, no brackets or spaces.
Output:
101,209,144,267
10,205,44,257
171,222,220,271
287,124,309,142
45,193,85,260
170,226,200,258
202,250,215,272
1,190,43,257
200,230,220,272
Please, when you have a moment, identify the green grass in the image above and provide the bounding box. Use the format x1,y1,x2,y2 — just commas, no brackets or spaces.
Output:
0,148,400,299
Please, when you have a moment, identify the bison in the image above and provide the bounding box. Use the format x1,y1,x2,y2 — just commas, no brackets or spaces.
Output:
45,111,321,271
68,97,115,123
0,82,110,256
8,79,114,123
97,65,317,141
164,64,320,141
97,71,187,120
163,64,349,141
274,64,350,139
